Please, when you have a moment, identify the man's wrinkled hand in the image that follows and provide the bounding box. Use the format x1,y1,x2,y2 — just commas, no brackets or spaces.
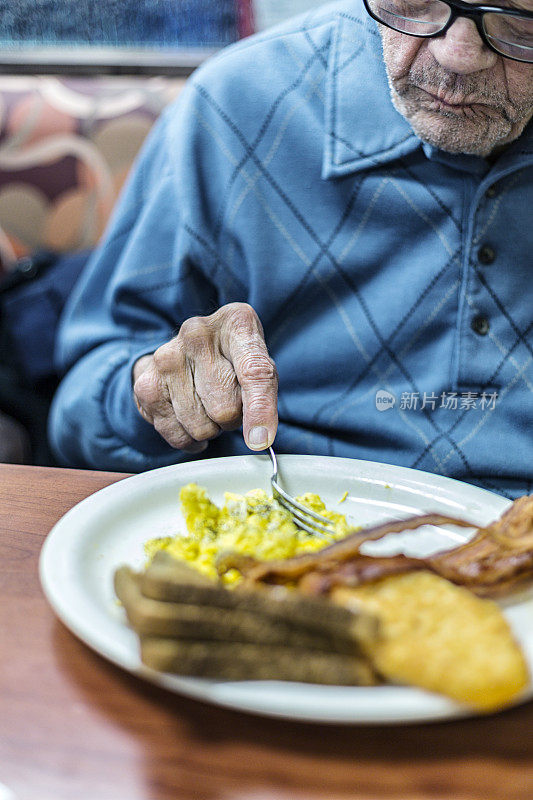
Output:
133,303,278,453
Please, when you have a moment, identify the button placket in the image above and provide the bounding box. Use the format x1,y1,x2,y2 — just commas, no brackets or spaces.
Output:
455,182,498,392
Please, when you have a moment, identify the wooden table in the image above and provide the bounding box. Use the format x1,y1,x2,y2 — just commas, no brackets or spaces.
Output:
1,464,533,800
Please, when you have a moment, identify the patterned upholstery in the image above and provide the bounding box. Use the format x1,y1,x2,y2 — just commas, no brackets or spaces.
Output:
0,2,315,277
0,75,187,275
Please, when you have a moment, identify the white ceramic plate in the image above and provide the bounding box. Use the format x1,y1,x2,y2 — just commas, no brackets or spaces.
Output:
39,454,533,724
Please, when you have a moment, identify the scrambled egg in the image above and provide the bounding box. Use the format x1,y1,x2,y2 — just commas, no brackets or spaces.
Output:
145,483,350,584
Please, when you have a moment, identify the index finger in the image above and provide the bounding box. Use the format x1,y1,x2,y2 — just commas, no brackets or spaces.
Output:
222,311,278,451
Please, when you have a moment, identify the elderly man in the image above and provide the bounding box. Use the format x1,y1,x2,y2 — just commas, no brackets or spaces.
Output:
49,0,533,499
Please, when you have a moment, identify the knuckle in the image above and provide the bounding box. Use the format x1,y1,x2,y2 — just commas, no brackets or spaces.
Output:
239,353,277,384
134,370,162,407
153,417,193,450
246,394,278,418
227,301,255,318
214,360,240,390
179,316,210,343
217,412,242,431
224,302,258,331
209,398,242,428
153,341,181,373
190,420,221,441
200,372,242,427
177,316,214,359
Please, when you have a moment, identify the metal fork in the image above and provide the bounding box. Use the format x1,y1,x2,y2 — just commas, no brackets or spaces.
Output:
268,447,337,537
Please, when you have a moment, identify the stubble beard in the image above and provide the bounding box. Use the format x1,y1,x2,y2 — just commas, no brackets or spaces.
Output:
384,56,533,157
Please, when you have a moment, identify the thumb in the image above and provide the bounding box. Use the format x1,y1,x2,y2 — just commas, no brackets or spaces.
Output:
236,349,278,450
222,309,278,450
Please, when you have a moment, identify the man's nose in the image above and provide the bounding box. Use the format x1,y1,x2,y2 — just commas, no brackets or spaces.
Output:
427,17,498,73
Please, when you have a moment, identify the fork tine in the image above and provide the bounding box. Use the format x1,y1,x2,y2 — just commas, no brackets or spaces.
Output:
274,492,336,536
272,479,336,532
268,447,336,537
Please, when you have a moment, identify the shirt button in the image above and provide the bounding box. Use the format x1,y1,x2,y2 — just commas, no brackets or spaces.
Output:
471,315,490,336
486,185,497,199
478,245,495,265
16,256,38,278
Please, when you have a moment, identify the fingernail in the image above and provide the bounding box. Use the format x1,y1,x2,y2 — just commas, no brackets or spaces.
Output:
248,426,269,449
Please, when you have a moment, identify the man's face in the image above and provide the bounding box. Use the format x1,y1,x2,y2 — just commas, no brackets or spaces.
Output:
379,5,533,156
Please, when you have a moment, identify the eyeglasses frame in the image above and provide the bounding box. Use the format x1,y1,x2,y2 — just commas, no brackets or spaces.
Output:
362,0,533,63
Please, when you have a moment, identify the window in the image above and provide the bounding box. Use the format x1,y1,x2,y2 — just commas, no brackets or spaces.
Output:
0,0,252,74
0,1,325,74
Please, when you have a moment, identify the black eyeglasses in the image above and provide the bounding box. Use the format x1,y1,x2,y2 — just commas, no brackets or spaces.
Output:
363,0,533,62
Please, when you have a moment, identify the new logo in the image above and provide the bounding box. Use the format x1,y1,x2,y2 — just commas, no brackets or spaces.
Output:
375,390,396,412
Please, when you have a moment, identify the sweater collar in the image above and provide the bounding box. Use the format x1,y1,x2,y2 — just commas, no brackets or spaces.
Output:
322,6,420,179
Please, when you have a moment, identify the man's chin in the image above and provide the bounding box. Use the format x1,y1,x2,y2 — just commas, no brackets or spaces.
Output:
392,93,512,157
408,111,497,156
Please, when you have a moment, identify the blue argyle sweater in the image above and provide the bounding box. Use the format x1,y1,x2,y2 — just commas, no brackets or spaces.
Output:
50,0,533,499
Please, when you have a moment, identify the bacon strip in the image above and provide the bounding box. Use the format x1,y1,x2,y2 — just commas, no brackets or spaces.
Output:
296,554,425,596
217,496,533,599
217,513,475,584
426,495,533,595
478,494,533,552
